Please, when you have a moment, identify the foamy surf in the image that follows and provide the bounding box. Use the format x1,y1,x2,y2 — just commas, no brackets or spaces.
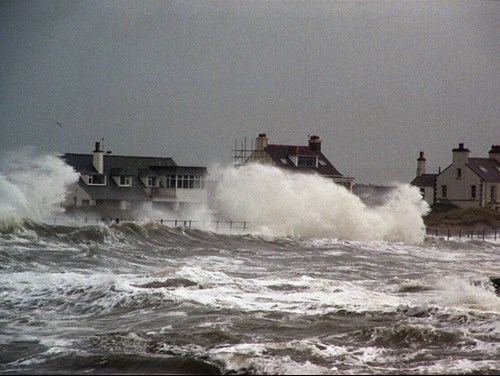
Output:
1,149,499,375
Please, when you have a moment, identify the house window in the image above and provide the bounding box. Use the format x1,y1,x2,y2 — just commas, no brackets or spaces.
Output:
176,175,205,189
297,156,317,167
441,185,447,198
166,175,176,188
88,175,106,185
420,187,425,199
147,176,159,187
82,199,90,206
491,186,497,201
456,168,462,178
119,176,132,186
471,185,476,199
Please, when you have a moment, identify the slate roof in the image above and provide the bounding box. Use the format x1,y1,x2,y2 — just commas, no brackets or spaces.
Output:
77,178,151,201
62,153,177,176
264,144,344,177
467,158,500,182
411,173,437,187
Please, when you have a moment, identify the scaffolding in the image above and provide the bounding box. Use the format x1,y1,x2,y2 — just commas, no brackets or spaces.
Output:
232,137,256,166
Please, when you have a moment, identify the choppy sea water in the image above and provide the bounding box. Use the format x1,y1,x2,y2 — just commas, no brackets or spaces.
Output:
1,220,499,375
0,150,499,374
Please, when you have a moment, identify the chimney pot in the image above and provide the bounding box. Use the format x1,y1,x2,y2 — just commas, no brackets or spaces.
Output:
93,141,104,174
308,135,322,153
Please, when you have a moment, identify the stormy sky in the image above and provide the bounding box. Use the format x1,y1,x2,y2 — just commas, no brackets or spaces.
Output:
1,0,498,185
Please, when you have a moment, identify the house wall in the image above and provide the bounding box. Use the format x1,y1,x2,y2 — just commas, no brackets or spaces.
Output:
435,164,482,208
244,150,275,165
420,186,435,206
483,181,499,210
65,181,94,207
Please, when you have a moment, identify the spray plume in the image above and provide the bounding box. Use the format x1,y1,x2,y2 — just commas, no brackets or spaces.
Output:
213,164,429,242
0,147,79,223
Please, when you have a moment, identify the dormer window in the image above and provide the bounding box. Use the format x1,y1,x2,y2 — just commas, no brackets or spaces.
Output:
297,156,317,167
88,174,106,185
119,176,132,187
147,176,159,187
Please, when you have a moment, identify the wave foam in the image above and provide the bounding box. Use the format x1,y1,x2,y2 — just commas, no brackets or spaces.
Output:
213,164,429,242
0,147,78,224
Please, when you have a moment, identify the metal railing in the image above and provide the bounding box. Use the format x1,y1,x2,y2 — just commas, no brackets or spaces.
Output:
47,216,249,232
425,227,499,241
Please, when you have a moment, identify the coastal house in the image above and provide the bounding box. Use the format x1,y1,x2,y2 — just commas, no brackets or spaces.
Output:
62,142,208,215
410,151,438,206
411,143,500,210
241,133,354,190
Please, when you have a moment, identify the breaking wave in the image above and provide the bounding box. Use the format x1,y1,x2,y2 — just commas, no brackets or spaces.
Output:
0,148,430,243
0,147,78,227
214,164,429,242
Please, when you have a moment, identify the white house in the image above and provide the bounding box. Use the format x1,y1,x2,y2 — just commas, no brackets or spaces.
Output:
410,151,438,206
412,143,500,210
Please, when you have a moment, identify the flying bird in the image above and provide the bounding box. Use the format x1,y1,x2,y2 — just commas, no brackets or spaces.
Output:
56,122,64,127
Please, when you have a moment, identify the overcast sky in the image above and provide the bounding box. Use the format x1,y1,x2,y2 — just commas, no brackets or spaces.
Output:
1,0,498,184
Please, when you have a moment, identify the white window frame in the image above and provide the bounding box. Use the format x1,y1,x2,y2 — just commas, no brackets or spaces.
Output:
147,176,159,187
87,175,106,186
119,176,132,187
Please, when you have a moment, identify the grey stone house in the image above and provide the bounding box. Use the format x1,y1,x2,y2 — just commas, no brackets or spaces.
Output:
62,142,208,215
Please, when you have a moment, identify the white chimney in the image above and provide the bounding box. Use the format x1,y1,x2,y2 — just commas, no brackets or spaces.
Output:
416,151,426,177
93,141,104,174
255,133,268,151
452,143,470,166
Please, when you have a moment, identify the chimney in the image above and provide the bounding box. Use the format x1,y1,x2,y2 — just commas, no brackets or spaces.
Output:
452,143,470,166
255,133,268,151
416,151,426,177
93,141,104,174
489,145,500,162
308,135,322,153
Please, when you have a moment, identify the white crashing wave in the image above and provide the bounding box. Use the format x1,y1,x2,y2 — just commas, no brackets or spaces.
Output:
213,163,429,243
0,146,79,224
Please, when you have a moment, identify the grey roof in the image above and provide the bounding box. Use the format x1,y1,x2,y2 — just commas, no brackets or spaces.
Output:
467,158,500,182
411,173,437,187
63,153,177,175
76,178,151,201
264,144,344,177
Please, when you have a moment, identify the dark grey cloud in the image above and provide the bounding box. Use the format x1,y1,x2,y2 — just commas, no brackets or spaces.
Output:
1,0,498,184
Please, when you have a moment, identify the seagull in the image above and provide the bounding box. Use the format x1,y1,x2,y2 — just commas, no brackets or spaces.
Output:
56,122,63,127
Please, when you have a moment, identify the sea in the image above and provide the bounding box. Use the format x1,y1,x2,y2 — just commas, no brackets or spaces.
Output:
0,149,499,375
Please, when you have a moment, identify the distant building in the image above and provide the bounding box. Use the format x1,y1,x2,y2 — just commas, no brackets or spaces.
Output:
240,133,354,190
62,141,208,214
411,143,500,210
410,151,438,206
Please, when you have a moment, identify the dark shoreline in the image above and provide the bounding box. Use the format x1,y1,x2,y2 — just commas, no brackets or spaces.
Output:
423,206,500,232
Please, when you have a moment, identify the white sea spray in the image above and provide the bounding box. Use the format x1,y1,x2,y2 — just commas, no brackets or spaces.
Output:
0,147,79,224
212,163,429,242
